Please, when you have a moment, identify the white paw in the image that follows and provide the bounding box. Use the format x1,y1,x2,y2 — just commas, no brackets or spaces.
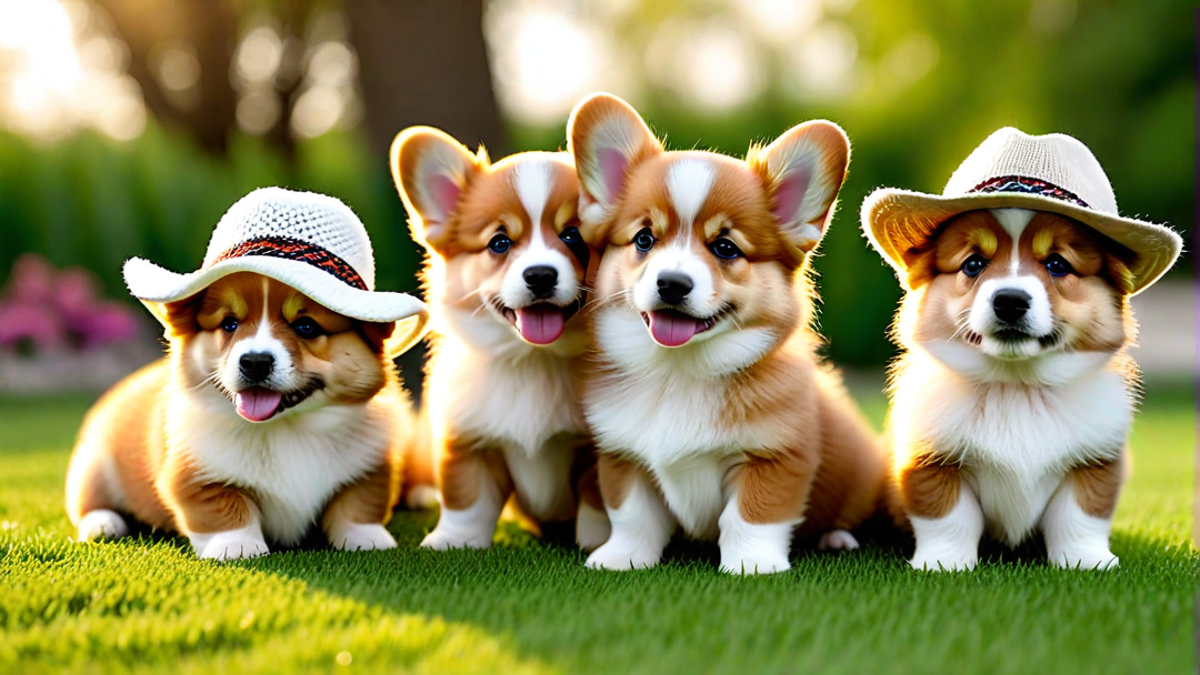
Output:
719,551,791,575
575,502,612,553
910,549,977,572
1050,549,1119,570
77,509,129,541
420,527,492,550
585,538,662,571
330,523,398,552
818,529,859,552
198,533,270,561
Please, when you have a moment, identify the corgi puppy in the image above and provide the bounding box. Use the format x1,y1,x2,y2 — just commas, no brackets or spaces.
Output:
66,272,420,559
390,127,606,550
567,93,886,574
881,208,1142,571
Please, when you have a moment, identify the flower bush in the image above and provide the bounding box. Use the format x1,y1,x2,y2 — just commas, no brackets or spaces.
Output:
0,254,140,356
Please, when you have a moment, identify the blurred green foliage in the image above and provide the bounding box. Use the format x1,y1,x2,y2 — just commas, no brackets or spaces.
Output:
1,0,1191,366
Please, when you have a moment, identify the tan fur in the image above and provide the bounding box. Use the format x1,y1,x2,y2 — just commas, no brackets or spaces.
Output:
322,457,402,535
896,451,962,520
65,273,422,548
596,453,641,510
1070,456,1125,519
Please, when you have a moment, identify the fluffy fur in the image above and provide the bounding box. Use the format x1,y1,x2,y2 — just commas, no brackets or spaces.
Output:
568,92,886,574
65,273,423,559
882,207,1139,571
390,126,602,551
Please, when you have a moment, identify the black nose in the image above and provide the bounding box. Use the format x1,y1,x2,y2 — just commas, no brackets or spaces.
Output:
657,272,694,306
523,265,558,300
239,352,275,383
992,289,1031,324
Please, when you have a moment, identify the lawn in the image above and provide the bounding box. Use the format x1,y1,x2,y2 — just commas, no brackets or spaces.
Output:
0,381,1195,675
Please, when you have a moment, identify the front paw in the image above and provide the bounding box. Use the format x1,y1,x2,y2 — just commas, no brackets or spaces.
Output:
910,549,977,572
719,550,791,575
198,533,270,561
77,509,130,542
420,527,492,550
585,538,661,571
1050,549,1119,570
330,523,397,552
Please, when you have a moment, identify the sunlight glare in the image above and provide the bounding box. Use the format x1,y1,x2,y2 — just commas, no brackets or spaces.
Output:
486,0,625,125
0,0,145,141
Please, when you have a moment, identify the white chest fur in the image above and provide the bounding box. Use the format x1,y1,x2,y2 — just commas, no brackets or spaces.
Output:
167,389,390,545
426,335,588,456
586,363,766,538
891,352,1133,545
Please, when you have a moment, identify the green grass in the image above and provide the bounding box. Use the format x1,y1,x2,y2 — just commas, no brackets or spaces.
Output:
1,383,1195,674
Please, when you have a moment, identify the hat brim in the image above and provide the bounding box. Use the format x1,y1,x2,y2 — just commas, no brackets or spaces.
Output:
123,256,429,358
862,189,1183,295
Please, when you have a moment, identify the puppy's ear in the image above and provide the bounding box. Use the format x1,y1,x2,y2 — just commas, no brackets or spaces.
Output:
356,321,395,355
750,120,850,255
567,92,662,245
142,294,202,339
390,126,486,253
359,315,429,361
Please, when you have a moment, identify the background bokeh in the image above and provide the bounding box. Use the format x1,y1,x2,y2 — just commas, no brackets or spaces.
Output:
0,0,1192,379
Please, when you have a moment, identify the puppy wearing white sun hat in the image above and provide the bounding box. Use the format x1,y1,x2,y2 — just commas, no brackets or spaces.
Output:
863,128,1181,571
67,187,433,559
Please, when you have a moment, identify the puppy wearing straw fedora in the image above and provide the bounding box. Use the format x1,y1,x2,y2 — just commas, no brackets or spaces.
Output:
863,128,1182,571
390,127,605,551
65,187,430,560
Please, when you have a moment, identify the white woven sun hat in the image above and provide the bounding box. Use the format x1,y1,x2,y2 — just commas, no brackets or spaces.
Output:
123,187,429,357
862,127,1182,295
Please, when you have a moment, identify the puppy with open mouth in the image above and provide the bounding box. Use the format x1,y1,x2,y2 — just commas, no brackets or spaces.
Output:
65,188,430,560
391,127,606,551
863,128,1183,571
568,93,887,574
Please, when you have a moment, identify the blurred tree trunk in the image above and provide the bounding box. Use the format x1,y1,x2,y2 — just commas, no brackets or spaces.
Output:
94,0,239,156
346,0,507,158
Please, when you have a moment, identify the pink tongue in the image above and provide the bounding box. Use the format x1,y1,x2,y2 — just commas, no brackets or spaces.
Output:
648,310,702,347
516,306,566,345
235,387,282,422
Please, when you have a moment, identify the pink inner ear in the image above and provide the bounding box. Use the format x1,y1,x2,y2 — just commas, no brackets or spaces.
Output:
598,148,629,200
773,166,812,226
428,175,462,221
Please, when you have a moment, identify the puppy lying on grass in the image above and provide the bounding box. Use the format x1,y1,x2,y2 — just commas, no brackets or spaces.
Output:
66,188,429,560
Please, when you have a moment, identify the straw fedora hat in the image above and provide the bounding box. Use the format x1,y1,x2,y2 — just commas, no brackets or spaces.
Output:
123,187,429,358
862,127,1182,295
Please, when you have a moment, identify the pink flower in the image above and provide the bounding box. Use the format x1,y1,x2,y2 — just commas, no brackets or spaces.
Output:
1,254,142,353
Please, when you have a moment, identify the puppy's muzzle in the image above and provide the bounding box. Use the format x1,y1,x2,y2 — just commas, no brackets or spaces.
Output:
992,289,1031,325
523,265,558,301
239,351,275,384
657,272,693,306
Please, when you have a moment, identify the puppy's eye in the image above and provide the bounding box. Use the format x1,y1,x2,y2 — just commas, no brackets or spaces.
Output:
220,316,239,333
961,254,989,278
488,233,512,254
1044,254,1074,277
633,228,655,253
710,238,742,260
291,317,324,338
559,226,581,245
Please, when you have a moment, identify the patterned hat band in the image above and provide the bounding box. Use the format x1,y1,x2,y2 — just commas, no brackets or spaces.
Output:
967,175,1091,209
210,236,368,290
